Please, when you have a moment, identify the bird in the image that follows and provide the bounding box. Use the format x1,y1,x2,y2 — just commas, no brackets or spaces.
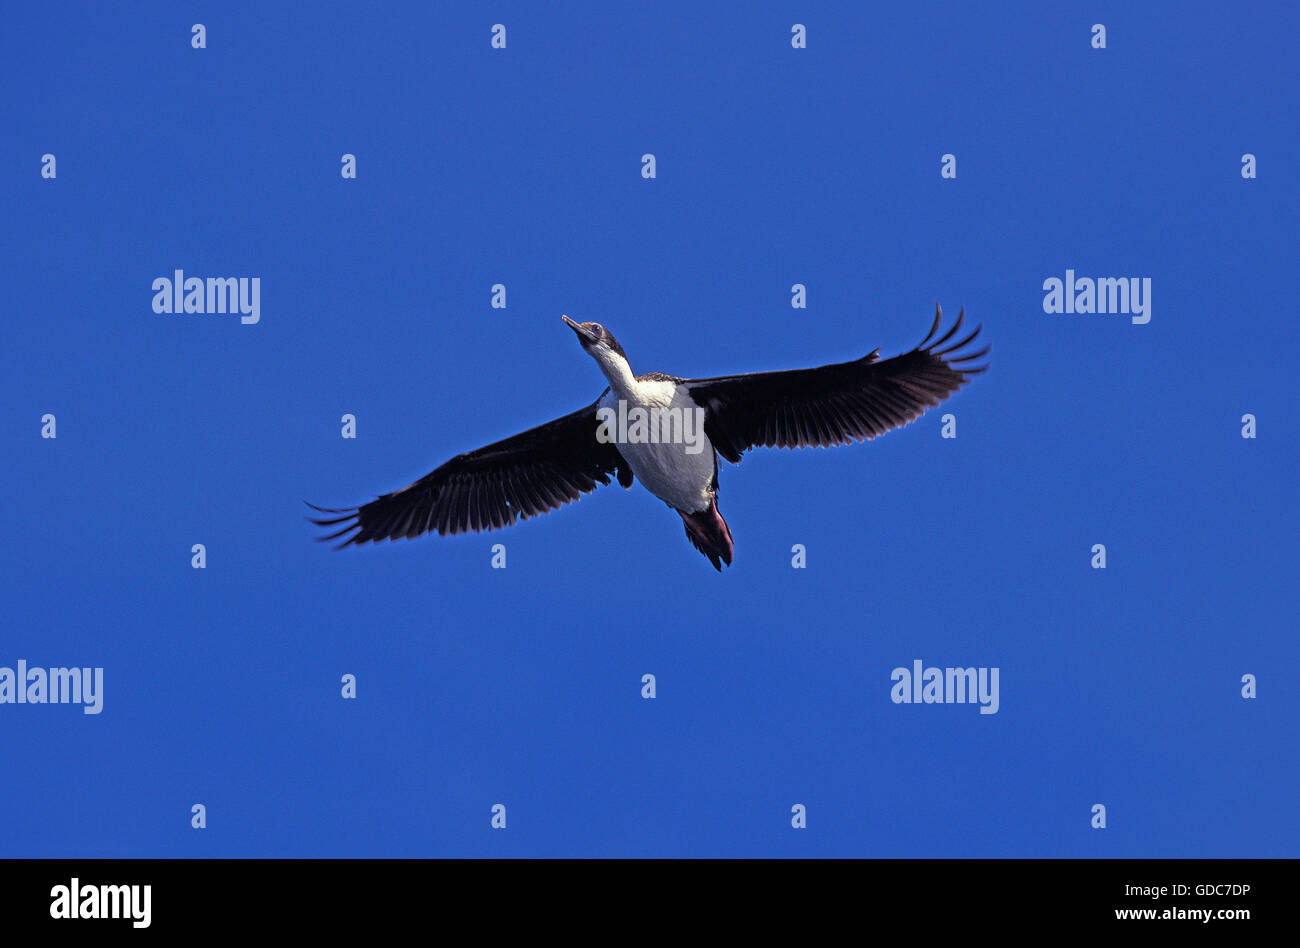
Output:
308,305,988,570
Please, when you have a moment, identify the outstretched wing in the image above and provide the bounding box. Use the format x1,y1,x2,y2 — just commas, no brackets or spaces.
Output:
684,305,988,463
309,398,632,547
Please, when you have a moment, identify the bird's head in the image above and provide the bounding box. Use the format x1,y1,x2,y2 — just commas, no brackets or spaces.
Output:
562,315,631,377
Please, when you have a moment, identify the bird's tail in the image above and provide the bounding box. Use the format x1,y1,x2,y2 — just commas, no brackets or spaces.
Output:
680,495,734,571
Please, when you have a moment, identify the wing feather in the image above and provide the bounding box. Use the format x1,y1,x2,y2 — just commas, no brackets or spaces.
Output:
685,305,988,463
308,397,630,547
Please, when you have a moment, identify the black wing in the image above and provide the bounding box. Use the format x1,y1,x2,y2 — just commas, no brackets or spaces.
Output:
309,398,632,547
685,305,988,463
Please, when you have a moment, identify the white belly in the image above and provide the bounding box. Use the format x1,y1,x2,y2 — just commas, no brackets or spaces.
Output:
599,380,715,513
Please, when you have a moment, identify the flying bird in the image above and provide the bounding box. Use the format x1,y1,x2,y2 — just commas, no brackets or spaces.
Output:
309,305,988,569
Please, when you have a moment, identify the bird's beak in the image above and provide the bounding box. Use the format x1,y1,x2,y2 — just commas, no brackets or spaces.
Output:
562,315,598,345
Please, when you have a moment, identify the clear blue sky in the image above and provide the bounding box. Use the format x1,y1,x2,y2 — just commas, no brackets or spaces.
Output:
2,2,1296,857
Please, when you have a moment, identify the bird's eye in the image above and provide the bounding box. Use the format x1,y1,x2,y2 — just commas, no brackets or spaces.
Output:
590,323,604,335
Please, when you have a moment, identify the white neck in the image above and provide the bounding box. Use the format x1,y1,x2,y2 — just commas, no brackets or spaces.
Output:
589,347,636,394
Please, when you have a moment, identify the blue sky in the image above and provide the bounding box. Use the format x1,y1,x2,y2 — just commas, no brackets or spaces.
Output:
2,2,1296,857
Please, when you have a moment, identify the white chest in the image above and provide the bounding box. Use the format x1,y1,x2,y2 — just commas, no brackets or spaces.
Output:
598,379,716,513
